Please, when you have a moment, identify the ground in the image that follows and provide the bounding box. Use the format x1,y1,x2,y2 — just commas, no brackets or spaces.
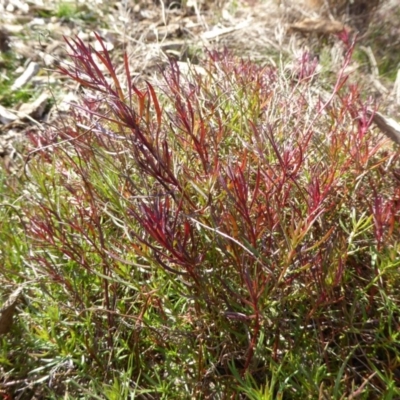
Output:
0,0,399,172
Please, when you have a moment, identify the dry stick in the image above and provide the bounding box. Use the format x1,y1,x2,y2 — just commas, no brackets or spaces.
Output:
347,372,377,399
368,111,400,145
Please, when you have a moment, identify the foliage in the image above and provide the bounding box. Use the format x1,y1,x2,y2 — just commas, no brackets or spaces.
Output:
1,32,400,398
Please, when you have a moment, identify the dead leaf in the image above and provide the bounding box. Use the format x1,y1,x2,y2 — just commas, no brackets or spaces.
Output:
11,61,40,91
18,92,49,119
289,18,347,35
13,41,38,60
0,105,18,125
177,61,207,76
1,24,24,34
201,19,251,40
0,287,23,335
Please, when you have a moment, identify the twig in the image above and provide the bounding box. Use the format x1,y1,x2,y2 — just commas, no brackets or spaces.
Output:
347,372,377,399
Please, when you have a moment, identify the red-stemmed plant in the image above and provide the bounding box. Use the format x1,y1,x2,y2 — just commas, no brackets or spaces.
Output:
20,34,400,398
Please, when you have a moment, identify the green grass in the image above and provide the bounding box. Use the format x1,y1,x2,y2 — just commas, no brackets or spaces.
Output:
0,52,34,108
55,2,97,23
